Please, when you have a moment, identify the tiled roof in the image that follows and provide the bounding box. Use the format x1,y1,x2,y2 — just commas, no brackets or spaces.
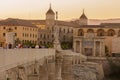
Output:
101,23,120,26
0,18,37,27
74,25,105,28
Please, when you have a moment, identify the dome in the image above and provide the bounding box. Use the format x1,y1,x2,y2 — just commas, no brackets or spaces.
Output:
80,14,88,19
46,4,55,15
46,9,55,15
80,9,88,19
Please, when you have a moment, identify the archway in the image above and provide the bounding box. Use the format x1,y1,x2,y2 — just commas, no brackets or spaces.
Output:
78,29,84,36
97,29,105,36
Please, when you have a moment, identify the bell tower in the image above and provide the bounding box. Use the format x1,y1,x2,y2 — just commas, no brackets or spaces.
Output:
46,4,55,31
79,9,88,25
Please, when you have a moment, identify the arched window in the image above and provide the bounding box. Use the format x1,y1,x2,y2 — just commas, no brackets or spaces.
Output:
87,29,94,33
107,29,115,36
97,29,105,36
78,29,84,36
118,30,120,37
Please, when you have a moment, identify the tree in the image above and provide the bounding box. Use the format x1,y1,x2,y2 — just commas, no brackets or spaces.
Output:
61,42,72,50
15,38,21,46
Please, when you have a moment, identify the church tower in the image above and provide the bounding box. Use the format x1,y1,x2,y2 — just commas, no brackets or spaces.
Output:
46,4,55,31
79,9,88,25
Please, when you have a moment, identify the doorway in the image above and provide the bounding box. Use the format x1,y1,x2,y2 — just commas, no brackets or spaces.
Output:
84,48,93,56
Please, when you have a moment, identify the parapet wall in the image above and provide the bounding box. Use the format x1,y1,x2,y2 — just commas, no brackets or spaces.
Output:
0,49,55,72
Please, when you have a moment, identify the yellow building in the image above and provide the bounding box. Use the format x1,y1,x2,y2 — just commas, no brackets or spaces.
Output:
0,18,38,47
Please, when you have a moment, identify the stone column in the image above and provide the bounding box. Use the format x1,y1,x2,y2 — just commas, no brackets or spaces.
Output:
73,40,76,52
55,52,63,80
101,41,105,57
93,40,96,57
80,41,82,54
115,29,119,37
99,41,102,57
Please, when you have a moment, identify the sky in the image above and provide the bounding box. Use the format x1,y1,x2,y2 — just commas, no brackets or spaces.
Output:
0,0,120,20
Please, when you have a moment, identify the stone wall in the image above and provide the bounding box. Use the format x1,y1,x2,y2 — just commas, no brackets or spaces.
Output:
112,37,120,53
87,57,120,76
0,49,55,80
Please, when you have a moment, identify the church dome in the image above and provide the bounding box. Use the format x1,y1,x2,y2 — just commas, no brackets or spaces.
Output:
46,4,55,15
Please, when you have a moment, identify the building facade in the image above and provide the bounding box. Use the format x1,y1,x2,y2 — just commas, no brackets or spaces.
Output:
0,5,120,56
0,18,38,47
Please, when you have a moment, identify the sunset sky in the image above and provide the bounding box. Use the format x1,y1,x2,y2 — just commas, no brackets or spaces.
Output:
0,0,120,20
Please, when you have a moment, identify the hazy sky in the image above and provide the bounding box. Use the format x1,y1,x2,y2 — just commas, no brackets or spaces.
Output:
0,0,120,20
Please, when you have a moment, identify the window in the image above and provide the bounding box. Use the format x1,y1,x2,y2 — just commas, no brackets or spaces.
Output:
15,27,17,30
48,35,49,39
27,34,29,37
97,29,105,36
107,29,115,36
44,34,46,39
78,29,84,36
30,34,32,37
15,33,17,36
40,34,42,38
3,33,5,37
3,27,6,29
52,34,54,38
87,29,94,33
64,29,65,33
23,33,24,37
71,29,73,33
67,29,69,33
118,30,120,37
59,28,61,32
